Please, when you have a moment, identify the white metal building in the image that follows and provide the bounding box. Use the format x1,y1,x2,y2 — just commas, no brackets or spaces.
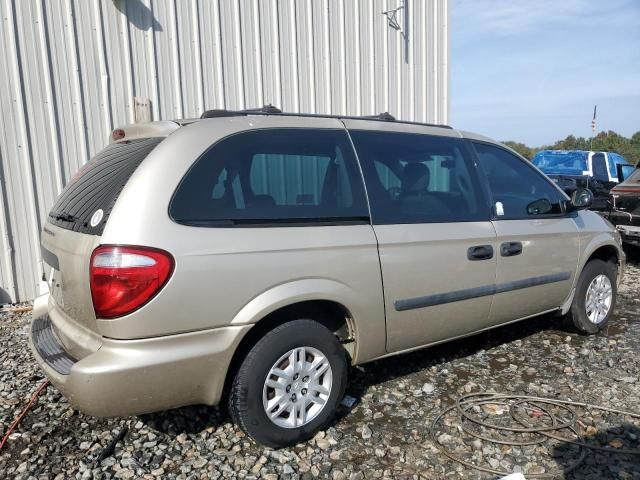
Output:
0,0,449,302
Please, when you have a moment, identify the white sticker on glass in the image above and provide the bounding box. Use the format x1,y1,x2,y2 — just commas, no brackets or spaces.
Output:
495,202,505,216
90,209,104,227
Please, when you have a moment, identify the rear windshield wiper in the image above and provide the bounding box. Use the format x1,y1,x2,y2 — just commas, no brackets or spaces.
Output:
50,211,77,222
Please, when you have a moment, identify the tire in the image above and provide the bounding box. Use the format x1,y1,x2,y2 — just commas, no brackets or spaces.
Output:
229,319,347,447
566,259,617,334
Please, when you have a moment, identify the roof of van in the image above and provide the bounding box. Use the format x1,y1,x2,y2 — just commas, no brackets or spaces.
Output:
110,106,499,144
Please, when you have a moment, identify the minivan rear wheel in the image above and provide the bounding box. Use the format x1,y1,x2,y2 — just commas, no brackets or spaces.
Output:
229,319,347,447
566,259,617,334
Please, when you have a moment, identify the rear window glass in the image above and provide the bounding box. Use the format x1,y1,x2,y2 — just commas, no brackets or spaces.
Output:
48,138,162,234
531,150,588,176
170,129,369,226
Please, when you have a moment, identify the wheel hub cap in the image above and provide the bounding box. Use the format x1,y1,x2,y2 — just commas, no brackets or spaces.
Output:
262,346,332,428
585,274,613,324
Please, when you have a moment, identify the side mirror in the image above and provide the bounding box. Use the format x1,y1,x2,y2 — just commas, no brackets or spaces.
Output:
526,198,553,215
616,163,636,182
569,188,593,210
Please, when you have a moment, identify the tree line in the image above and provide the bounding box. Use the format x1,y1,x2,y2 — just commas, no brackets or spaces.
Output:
504,131,640,166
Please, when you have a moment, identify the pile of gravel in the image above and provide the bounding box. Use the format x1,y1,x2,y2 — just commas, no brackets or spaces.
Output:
1,249,639,479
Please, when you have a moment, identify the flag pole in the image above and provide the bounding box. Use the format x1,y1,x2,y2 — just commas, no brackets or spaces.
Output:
590,105,597,151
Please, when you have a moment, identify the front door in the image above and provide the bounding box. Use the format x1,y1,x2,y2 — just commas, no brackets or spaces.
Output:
346,124,497,353
472,142,580,325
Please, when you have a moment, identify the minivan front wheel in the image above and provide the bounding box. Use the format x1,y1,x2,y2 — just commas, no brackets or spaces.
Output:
229,319,347,447
567,259,617,334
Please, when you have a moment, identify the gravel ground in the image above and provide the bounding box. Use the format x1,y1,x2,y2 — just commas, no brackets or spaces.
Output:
1,247,639,479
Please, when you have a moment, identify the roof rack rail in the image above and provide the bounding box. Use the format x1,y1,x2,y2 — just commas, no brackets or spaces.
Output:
199,105,452,129
361,112,396,122
201,104,282,118
200,109,244,118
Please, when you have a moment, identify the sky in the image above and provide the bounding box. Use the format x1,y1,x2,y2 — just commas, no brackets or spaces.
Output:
450,0,640,146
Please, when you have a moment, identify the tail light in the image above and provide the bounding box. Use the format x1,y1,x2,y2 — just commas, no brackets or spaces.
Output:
90,245,174,319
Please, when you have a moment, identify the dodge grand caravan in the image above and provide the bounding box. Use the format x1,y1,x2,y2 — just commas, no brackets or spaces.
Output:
31,108,625,447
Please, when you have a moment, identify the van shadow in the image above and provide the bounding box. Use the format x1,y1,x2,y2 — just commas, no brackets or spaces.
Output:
333,312,564,424
552,423,640,479
139,311,566,436
623,244,640,267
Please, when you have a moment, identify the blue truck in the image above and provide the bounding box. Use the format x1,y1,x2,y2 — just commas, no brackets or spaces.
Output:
532,150,635,211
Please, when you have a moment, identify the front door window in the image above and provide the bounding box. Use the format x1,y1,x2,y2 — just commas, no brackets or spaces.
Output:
473,143,566,219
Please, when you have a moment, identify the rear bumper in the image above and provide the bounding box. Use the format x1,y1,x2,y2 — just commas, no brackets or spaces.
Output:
29,295,251,417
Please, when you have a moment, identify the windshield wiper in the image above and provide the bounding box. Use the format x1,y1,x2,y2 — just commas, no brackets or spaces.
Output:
51,211,77,222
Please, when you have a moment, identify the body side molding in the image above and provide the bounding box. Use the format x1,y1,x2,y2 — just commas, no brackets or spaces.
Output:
394,272,572,312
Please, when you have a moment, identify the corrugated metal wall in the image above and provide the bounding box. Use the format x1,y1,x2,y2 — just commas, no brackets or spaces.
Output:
0,0,449,302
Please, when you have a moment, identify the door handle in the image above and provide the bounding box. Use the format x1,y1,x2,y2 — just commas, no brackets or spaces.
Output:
467,245,494,261
500,241,523,257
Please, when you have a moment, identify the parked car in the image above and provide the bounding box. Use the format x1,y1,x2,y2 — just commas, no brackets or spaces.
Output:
607,166,640,246
31,108,625,447
531,150,633,211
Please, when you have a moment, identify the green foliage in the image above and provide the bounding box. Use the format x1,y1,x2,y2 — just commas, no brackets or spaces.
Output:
503,141,535,160
502,131,640,165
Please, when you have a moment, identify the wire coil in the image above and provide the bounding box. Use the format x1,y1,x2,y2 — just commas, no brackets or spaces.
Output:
430,393,640,478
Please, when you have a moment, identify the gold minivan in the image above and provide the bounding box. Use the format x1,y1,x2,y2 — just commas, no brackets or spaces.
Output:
31,108,624,447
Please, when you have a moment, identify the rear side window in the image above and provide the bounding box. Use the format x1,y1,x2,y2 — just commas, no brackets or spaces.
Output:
170,129,369,226
48,138,162,235
349,130,487,224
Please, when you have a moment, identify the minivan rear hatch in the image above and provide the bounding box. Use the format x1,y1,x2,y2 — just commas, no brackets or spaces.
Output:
42,137,163,331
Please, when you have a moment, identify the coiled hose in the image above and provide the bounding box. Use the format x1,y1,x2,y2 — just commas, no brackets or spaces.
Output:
430,393,640,478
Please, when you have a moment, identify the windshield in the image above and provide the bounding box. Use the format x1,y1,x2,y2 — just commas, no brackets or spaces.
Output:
532,151,588,176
